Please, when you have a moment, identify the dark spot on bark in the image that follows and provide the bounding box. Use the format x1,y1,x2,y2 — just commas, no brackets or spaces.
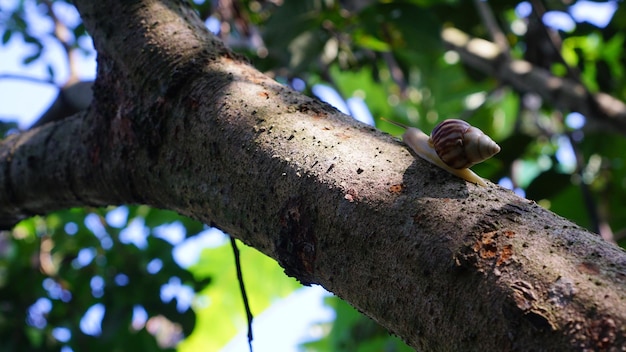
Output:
577,261,601,275
27,156,38,168
523,310,554,332
276,197,317,285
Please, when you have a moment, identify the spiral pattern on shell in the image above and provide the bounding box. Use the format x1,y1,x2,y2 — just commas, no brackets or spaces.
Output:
429,119,501,169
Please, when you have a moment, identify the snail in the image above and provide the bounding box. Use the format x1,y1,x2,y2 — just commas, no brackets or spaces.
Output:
383,118,501,187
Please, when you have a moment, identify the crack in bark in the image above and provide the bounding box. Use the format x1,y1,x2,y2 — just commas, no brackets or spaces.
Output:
276,197,317,286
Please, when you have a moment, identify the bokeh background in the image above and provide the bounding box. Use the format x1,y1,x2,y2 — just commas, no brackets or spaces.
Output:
1,0,625,351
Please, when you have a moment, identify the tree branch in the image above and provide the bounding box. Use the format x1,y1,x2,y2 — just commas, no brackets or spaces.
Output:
1,1,625,350
473,0,511,59
442,27,626,135
42,0,80,83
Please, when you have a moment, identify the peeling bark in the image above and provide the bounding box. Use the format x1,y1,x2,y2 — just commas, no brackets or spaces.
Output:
1,0,625,350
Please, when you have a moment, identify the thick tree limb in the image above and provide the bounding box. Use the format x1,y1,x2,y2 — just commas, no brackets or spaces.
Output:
442,27,626,135
1,1,625,350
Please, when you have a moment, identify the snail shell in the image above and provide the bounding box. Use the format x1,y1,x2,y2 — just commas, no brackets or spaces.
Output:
429,119,501,169
382,117,500,186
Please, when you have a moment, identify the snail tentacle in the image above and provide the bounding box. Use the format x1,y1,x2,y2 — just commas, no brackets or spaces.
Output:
382,118,498,187
401,126,488,187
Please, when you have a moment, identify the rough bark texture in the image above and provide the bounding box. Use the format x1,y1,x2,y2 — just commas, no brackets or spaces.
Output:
1,1,625,350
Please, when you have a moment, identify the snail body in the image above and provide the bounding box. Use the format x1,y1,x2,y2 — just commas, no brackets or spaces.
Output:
384,118,500,187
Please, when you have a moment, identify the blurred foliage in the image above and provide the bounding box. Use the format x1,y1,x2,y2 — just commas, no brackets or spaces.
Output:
180,236,301,351
0,206,204,351
301,296,413,352
2,0,626,351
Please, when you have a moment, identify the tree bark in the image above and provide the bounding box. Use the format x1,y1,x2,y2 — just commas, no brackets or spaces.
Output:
1,1,625,350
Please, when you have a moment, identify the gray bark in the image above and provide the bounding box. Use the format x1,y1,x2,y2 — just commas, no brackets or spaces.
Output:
1,1,625,350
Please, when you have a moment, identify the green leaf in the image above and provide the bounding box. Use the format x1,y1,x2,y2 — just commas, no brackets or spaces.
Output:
10,11,28,32
288,31,328,72
539,182,590,230
22,52,40,65
353,32,391,51
46,64,55,80
327,64,392,122
359,2,443,54
526,171,573,201
1,30,12,45
179,241,301,351
405,0,460,5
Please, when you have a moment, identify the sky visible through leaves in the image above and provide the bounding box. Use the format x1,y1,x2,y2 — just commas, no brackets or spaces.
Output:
0,0,620,351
